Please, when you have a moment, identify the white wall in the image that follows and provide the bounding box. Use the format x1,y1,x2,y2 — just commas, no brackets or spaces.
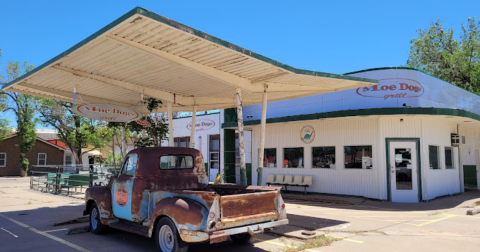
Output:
252,115,464,201
421,118,460,200
253,117,382,199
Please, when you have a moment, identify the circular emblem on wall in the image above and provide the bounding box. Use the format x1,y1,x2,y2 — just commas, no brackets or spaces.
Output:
300,125,315,144
115,187,128,207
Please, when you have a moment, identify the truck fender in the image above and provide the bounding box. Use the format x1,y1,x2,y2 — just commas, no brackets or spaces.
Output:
149,197,210,243
84,186,115,225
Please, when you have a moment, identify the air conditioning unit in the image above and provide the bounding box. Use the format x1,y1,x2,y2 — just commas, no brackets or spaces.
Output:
451,134,466,146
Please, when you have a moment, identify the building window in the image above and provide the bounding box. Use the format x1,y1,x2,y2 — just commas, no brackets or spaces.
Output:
429,145,440,169
174,137,190,148
38,153,47,166
344,146,372,169
263,148,277,168
283,148,304,168
65,155,73,166
312,147,335,168
0,153,6,167
445,146,453,169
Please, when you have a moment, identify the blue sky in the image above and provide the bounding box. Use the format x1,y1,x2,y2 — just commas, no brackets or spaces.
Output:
1,0,479,128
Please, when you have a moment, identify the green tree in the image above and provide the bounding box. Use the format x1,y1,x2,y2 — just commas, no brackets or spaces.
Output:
407,18,480,93
0,61,37,173
36,98,110,164
128,98,168,148
0,49,12,139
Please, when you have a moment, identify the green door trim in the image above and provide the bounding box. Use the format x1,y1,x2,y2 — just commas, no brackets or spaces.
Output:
385,138,422,202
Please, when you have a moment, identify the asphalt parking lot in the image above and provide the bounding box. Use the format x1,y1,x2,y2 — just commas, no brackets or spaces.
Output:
1,177,480,252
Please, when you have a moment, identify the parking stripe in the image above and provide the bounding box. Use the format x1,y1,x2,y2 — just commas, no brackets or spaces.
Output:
0,214,91,252
255,238,321,252
329,236,364,244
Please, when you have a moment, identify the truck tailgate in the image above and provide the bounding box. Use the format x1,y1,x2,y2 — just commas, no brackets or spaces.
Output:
219,191,279,228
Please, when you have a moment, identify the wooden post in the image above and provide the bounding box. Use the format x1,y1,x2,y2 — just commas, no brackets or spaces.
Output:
257,91,268,186
167,101,174,147
236,88,248,186
190,106,197,148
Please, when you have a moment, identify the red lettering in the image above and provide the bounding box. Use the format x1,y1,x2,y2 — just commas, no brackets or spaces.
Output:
390,85,396,90
400,83,408,90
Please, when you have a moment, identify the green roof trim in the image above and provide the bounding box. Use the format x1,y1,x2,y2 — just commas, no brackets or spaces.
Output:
221,107,480,128
3,7,378,90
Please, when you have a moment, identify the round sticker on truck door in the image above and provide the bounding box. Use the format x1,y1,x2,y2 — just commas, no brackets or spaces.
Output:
115,187,128,207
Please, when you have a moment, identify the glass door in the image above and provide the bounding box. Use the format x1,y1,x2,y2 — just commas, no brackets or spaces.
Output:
389,141,419,202
209,135,220,182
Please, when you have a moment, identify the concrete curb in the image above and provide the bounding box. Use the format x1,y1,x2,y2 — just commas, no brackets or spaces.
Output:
65,225,90,235
467,208,480,216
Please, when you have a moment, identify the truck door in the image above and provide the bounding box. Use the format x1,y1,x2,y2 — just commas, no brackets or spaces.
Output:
112,153,137,221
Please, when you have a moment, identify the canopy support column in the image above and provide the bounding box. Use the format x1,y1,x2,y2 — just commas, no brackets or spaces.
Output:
190,106,197,148
121,123,127,158
236,88,248,186
257,91,268,186
167,101,174,147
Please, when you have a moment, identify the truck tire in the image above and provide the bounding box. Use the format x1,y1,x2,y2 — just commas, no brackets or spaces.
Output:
230,233,254,244
155,218,188,252
89,202,107,234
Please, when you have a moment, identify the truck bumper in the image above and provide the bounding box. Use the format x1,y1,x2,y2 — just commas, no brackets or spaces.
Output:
210,219,289,244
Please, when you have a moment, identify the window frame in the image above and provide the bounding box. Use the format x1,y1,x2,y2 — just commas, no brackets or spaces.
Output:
344,145,373,169
174,136,191,148
159,154,195,170
428,145,441,170
121,154,138,176
0,153,6,167
262,148,277,168
312,146,336,169
65,154,73,166
37,153,47,166
282,147,304,168
444,146,454,169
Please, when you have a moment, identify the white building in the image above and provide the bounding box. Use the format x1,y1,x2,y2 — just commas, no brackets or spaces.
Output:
164,113,222,182
219,67,480,202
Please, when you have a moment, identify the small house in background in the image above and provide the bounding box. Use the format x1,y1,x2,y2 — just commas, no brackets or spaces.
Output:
0,129,69,176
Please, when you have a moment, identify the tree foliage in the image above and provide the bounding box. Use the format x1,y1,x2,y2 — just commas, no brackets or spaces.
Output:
1,60,37,172
107,98,169,149
407,18,480,93
36,99,110,164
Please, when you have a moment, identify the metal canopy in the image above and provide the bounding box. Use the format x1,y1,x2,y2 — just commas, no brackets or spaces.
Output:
3,7,378,112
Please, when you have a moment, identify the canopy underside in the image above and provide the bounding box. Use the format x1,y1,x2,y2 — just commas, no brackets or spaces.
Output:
4,7,378,113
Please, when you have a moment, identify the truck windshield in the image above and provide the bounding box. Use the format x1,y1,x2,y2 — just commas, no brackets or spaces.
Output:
121,154,138,176
159,155,194,169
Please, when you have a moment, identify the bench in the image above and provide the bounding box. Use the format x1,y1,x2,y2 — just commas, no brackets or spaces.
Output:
265,175,313,194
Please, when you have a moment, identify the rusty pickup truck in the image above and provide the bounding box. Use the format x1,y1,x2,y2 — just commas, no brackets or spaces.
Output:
84,147,288,252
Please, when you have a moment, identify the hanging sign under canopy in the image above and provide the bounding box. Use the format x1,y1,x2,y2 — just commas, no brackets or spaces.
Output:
72,103,141,122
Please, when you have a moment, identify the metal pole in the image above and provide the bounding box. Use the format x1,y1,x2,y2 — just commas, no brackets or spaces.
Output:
167,101,174,147
257,91,268,186
190,106,197,148
236,88,248,186
121,124,126,157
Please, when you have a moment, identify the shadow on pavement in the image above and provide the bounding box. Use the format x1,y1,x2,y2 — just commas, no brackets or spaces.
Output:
1,204,346,252
283,189,480,212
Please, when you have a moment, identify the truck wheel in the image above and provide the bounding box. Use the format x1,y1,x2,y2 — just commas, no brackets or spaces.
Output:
155,218,188,252
230,233,254,244
90,203,107,234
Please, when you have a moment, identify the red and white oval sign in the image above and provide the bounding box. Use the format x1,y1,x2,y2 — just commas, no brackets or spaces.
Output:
187,119,216,132
73,104,141,122
356,78,424,100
